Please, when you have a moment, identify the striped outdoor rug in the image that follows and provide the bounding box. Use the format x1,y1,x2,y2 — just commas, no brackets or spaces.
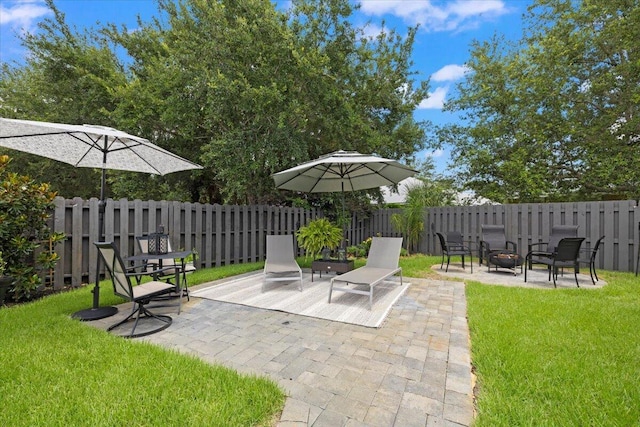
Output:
191,271,409,328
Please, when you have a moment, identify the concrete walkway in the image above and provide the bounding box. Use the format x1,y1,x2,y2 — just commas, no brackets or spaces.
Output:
89,276,475,426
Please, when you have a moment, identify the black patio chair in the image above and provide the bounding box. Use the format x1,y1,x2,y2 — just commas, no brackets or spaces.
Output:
578,235,605,285
136,235,195,301
436,232,473,273
479,224,517,266
527,225,578,269
95,241,178,338
525,237,585,287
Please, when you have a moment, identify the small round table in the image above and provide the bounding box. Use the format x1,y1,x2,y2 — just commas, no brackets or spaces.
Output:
488,251,523,275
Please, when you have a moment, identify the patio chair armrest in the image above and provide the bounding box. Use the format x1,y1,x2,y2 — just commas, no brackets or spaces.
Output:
528,242,548,251
506,240,517,253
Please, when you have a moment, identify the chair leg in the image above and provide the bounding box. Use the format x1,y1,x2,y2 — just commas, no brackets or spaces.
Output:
446,255,450,272
440,254,445,270
574,266,580,288
328,281,334,303
107,302,172,338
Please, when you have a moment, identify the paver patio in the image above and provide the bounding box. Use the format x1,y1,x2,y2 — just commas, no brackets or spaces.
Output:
89,275,475,426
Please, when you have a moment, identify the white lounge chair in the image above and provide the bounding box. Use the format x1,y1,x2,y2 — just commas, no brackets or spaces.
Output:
328,237,403,309
263,235,303,291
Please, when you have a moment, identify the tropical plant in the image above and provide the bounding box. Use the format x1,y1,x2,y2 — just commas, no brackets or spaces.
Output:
296,218,343,260
0,155,65,301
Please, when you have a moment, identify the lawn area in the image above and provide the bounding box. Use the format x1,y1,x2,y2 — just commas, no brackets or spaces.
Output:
0,261,284,427
1,254,638,425
466,269,640,426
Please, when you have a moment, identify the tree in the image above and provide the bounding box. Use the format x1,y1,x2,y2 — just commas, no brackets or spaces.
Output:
0,0,129,199
109,0,430,205
434,0,640,202
1,0,431,206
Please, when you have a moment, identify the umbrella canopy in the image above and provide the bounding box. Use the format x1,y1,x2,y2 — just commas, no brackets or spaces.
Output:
272,150,417,193
0,118,202,175
0,117,203,320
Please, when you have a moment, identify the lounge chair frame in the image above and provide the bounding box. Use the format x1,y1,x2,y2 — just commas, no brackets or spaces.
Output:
328,237,403,309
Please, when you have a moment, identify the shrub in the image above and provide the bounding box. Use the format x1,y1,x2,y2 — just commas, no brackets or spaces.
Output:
296,218,343,259
346,236,374,258
0,155,65,301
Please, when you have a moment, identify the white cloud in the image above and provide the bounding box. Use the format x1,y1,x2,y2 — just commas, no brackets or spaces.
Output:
431,64,469,82
0,0,50,28
361,22,385,40
425,149,444,158
418,86,448,109
359,0,510,33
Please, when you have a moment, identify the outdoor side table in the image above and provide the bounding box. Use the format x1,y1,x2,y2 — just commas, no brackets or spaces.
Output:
488,251,523,275
311,259,354,282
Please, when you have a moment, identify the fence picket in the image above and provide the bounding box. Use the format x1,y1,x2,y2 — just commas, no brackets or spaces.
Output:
49,197,638,287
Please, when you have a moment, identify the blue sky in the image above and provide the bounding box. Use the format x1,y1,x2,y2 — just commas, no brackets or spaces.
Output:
0,0,530,174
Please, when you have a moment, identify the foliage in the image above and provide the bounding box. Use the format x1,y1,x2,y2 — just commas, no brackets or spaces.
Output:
0,0,429,207
0,262,285,427
296,218,343,259
391,177,455,254
434,0,640,202
347,237,373,258
0,155,65,301
0,0,130,200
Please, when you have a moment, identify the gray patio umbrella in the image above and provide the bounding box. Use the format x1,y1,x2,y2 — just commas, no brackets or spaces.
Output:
272,150,417,244
0,117,203,320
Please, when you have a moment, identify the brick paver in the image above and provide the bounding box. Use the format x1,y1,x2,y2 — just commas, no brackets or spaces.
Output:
88,277,474,426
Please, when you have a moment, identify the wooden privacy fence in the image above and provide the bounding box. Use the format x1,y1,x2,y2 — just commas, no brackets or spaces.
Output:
50,197,319,289
423,200,640,274
48,198,638,289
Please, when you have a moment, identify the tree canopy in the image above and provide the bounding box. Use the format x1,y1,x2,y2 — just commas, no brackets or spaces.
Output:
434,0,640,203
0,0,430,209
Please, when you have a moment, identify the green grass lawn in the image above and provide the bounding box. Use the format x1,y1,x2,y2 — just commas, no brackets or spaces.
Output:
466,269,640,426
1,254,638,426
0,261,284,427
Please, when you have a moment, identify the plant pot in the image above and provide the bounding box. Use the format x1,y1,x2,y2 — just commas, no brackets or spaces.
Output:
0,275,13,306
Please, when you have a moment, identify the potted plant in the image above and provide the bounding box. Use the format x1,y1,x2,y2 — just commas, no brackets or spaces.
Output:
296,218,343,260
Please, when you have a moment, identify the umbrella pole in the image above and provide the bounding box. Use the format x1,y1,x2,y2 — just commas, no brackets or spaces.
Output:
72,143,118,321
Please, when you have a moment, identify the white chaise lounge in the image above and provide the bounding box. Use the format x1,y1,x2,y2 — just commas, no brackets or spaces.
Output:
328,237,403,309
263,234,303,291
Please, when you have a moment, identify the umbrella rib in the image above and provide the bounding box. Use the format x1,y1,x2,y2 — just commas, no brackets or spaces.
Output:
307,164,334,193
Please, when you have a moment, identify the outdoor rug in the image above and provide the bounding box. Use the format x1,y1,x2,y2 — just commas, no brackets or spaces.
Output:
191,272,410,328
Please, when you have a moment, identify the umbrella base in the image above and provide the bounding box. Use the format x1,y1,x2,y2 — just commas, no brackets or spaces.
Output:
72,306,118,321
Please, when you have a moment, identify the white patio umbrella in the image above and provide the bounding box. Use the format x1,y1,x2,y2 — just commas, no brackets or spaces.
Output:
272,150,417,194
0,117,203,320
272,150,417,245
